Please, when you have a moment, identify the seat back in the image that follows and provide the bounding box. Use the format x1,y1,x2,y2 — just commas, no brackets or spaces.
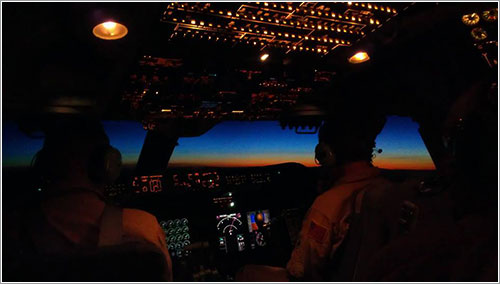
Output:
328,179,406,281
4,203,169,282
5,241,169,282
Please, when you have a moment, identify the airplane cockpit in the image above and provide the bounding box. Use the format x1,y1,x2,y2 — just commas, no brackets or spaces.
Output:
2,2,498,282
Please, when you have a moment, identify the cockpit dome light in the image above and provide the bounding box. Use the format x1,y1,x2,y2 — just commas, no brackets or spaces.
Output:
348,51,370,64
93,21,128,40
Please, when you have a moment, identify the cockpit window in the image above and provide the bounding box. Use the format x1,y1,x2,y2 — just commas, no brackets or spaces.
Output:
1,121,146,169
373,116,436,170
2,117,435,170
169,117,436,170
101,121,147,167
2,122,44,168
169,121,317,168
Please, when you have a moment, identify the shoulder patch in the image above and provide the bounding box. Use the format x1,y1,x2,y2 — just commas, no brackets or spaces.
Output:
307,221,328,243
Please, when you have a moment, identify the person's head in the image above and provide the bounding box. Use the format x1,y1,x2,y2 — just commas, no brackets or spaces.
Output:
315,112,386,168
33,117,122,191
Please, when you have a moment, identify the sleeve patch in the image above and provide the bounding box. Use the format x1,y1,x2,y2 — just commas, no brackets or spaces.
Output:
307,221,327,243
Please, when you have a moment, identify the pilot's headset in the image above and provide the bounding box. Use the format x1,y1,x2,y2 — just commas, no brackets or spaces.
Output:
32,119,122,187
314,123,336,167
314,115,386,167
314,142,336,167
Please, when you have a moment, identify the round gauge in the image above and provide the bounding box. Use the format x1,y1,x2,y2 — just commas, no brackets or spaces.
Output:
159,221,168,229
174,219,182,226
166,220,173,227
183,233,190,240
174,242,182,249
183,240,191,246
182,226,189,233
462,13,480,26
255,232,266,247
471,27,488,41
482,8,498,22
181,218,189,225
217,214,243,236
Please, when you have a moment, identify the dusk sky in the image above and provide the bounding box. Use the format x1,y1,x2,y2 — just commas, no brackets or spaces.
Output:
2,116,435,170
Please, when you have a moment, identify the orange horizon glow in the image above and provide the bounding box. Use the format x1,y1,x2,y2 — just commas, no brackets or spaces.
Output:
168,155,435,170
373,155,436,170
168,153,318,168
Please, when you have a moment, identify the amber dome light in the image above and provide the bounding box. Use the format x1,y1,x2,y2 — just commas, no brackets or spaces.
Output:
92,21,128,40
348,51,370,64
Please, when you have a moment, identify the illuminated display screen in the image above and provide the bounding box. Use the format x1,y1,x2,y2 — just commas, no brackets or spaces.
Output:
216,213,243,236
216,210,272,254
132,175,163,193
173,171,220,191
247,210,270,233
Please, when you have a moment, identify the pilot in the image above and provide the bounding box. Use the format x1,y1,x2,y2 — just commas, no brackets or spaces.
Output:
362,80,498,282
22,118,173,280
237,112,388,281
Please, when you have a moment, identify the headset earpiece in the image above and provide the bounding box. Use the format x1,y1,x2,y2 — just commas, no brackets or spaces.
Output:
315,142,336,167
88,145,122,184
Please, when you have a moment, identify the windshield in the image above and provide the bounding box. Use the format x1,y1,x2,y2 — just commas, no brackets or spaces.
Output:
169,116,436,170
2,116,435,170
169,121,317,168
1,121,147,169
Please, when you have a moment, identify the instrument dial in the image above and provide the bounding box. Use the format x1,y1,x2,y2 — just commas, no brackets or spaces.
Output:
462,13,480,26
471,27,488,41
482,9,498,22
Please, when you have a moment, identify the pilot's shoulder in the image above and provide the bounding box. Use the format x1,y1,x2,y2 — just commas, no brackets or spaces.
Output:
311,176,391,214
310,187,349,216
122,208,160,230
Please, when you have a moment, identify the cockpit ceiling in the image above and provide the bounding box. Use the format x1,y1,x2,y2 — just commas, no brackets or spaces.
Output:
161,2,408,55
2,2,497,129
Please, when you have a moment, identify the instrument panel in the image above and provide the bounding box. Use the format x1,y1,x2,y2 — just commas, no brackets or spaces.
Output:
160,218,192,258
106,163,312,281
129,167,281,194
216,210,271,254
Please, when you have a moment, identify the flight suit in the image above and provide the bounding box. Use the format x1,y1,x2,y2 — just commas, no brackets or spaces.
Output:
286,161,385,281
40,190,173,281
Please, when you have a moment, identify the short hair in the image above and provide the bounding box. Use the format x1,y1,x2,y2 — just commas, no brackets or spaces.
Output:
34,117,110,181
318,112,386,165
